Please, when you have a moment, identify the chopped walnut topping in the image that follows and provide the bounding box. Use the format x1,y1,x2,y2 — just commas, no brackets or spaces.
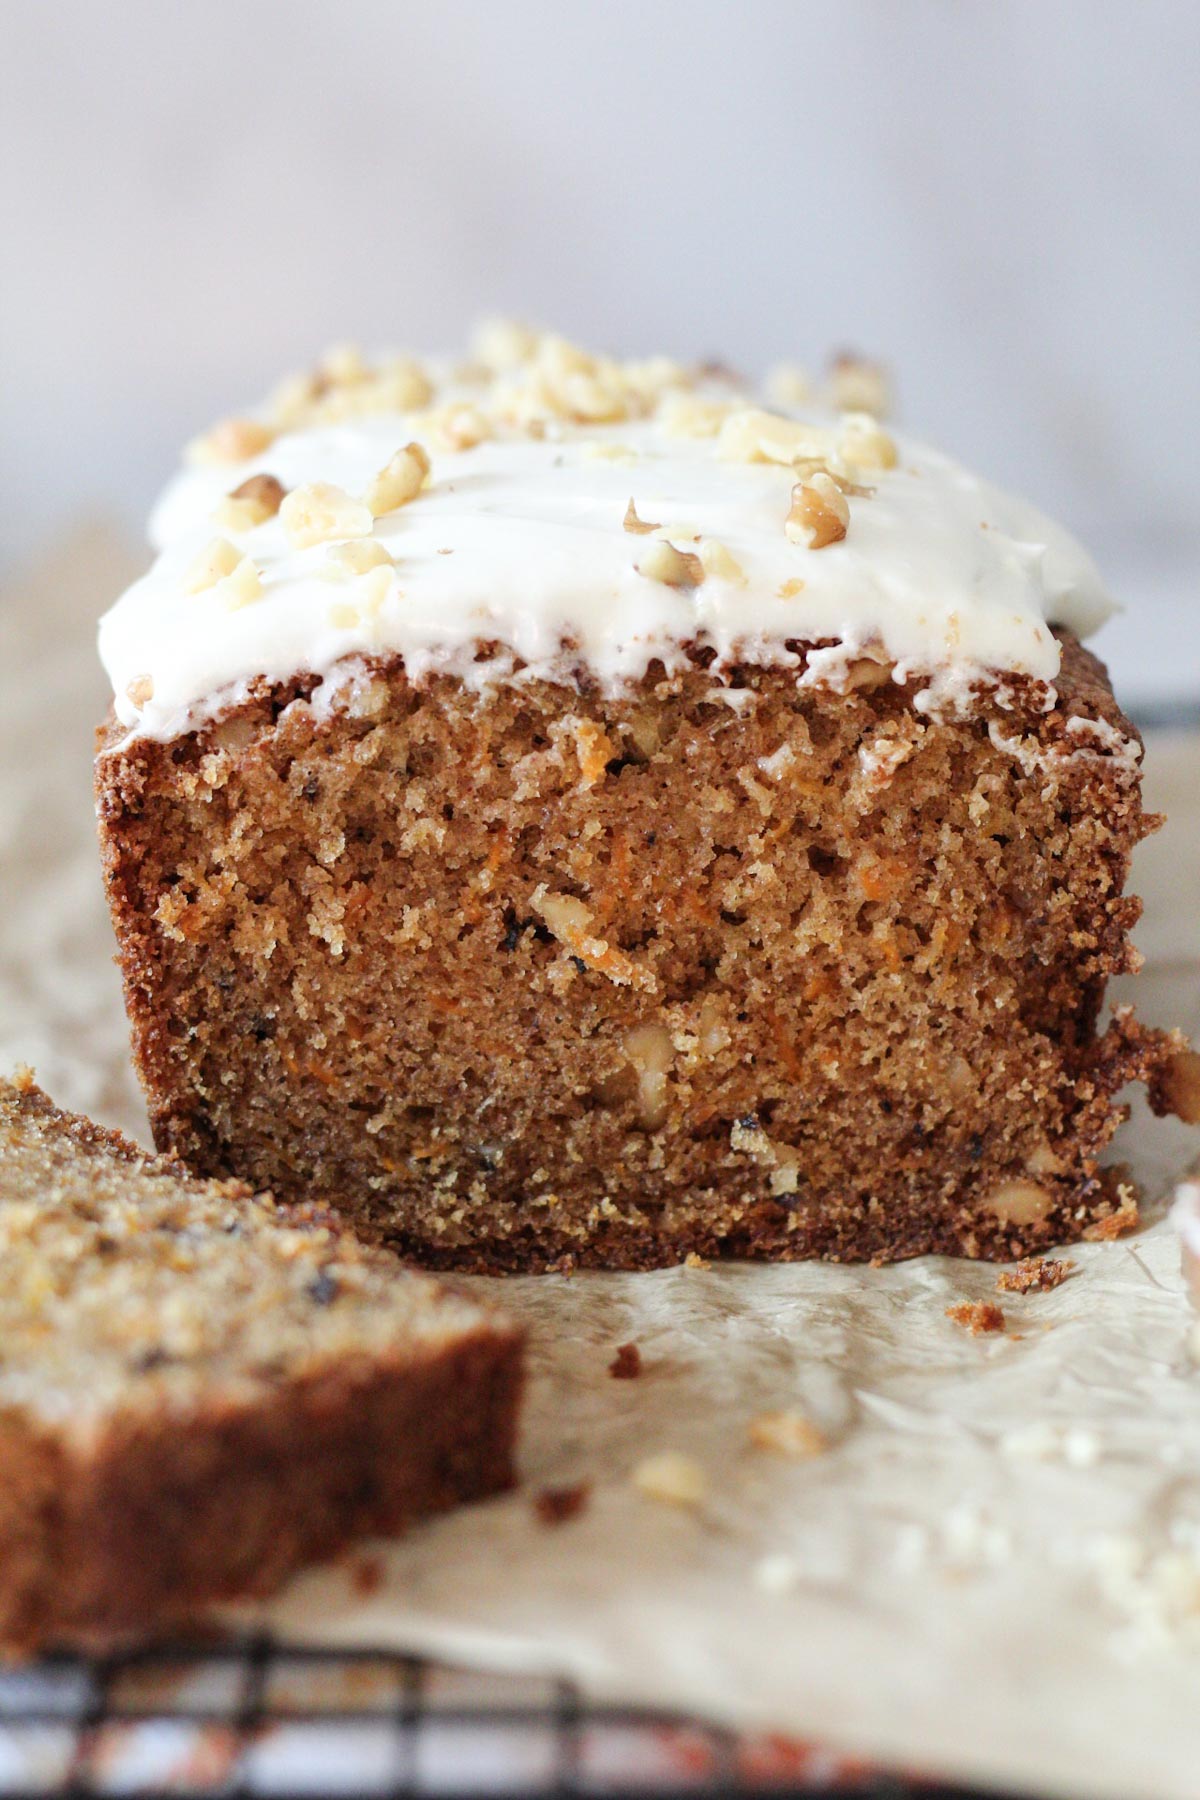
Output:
212,495,276,533
609,1342,642,1379
718,407,839,467
471,317,540,371
364,443,431,517
413,403,490,453
265,370,322,430
266,353,433,432
217,473,287,533
658,393,730,438
765,363,812,409
367,358,435,414
623,498,659,536
535,1483,591,1526
778,577,806,599
748,1411,827,1457
996,1257,1073,1295
785,472,850,549
698,538,746,585
186,417,275,467
946,1301,1006,1336
218,557,264,611
279,482,374,549
632,1450,706,1507
318,342,370,388
636,539,704,588
839,412,898,472
183,536,242,595
125,675,154,708
827,352,891,418
324,540,395,579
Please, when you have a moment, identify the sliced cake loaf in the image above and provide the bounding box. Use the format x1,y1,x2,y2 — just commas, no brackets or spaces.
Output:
95,328,1194,1270
0,1072,523,1658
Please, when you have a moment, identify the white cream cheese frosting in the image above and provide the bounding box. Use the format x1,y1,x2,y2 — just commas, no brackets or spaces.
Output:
98,332,1114,741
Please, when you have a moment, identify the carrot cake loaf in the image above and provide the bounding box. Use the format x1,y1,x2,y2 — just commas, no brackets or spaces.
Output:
95,326,1196,1271
0,1072,522,1656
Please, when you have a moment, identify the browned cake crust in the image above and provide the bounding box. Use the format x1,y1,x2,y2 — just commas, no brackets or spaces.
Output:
96,632,1183,1273
0,1074,523,1658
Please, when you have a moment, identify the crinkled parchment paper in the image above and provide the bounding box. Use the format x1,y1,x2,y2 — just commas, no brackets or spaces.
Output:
4,529,1200,1800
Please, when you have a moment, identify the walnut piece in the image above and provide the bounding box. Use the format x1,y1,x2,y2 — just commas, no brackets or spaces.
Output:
218,557,264,611
125,675,154,708
839,412,898,471
280,482,373,549
415,403,490,452
622,1021,674,1130
636,539,704,588
186,417,275,466
471,317,540,371
325,540,395,578
182,537,242,595
985,1180,1053,1226
231,472,287,512
658,393,730,438
718,407,840,467
827,352,891,418
623,498,660,536
765,363,812,409
364,443,431,517
785,472,850,548
698,538,746,585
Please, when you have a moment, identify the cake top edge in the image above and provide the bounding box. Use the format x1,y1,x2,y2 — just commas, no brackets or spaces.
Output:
98,323,1115,741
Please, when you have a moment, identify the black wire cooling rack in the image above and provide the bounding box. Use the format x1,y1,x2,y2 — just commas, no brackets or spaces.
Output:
0,1634,1020,1800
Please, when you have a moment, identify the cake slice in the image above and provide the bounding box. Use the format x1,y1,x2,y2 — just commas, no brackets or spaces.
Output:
0,1072,523,1658
95,328,1195,1270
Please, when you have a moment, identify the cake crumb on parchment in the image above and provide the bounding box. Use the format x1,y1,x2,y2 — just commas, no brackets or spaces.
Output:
946,1301,1006,1336
996,1256,1073,1294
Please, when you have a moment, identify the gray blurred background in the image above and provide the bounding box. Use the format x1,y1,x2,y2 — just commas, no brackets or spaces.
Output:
2,0,1196,708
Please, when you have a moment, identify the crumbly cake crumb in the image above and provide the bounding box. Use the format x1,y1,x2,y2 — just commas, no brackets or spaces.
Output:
534,1484,591,1527
609,1343,642,1380
996,1257,1073,1294
946,1301,1007,1336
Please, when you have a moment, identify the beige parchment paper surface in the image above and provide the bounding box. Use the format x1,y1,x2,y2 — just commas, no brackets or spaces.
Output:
4,527,1200,1800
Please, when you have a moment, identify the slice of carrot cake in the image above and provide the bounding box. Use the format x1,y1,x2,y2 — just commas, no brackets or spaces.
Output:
94,327,1196,1272
0,1072,522,1657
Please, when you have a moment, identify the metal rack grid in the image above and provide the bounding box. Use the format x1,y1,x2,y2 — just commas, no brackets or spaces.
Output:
0,1635,1014,1799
